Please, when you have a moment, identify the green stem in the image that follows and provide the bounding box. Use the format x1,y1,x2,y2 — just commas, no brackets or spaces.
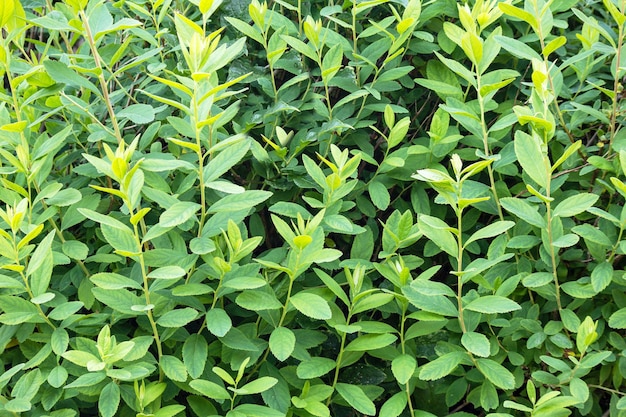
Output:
79,11,124,145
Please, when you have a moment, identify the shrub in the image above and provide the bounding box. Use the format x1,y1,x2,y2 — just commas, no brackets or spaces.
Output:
0,0,625,416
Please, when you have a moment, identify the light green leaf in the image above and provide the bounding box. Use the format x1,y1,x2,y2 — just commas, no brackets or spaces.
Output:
368,180,390,211
514,130,548,188
269,327,295,361
148,266,186,279
183,334,208,379
236,377,278,395
117,104,155,124
465,296,521,314
402,285,458,316
99,381,120,417
418,351,466,381
418,214,457,257
392,354,416,384
495,35,542,61
190,379,230,400
203,140,250,183
236,290,282,311
296,357,336,379
290,292,331,320
465,221,514,246
609,307,626,329
206,308,232,337
461,331,491,358
159,202,201,227
90,272,142,290
552,194,598,218
345,333,397,352
379,392,407,417
208,190,272,213
160,355,188,382
335,383,376,416
157,308,199,327
476,359,515,390
500,197,546,228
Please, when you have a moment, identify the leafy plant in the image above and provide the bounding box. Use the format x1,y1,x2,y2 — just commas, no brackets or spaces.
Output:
0,0,625,416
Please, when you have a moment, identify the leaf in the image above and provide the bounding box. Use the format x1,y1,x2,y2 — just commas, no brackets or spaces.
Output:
514,131,548,188
379,392,407,417
90,272,142,290
495,35,542,61
117,104,155,124
335,383,376,416
461,331,491,358
43,60,100,95
236,377,278,395
465,296,521,314
190,379,230,400
160,355,188,382
236,290,282,311
609,307,626,329
99,382,120,417
402,285,458,316
269,327,295,361
465,221,515,246
65,372,107,388
345,333,397,352
476,359,515,390
159,202,201,227
296,357,336,379
418,352,466,381
207,190,272,213
418,215,457,257
368,180,390,210
552,194,598,218
290,292,331,320
157,308,199,327
569,377,589,403
0,0,15,27
500,197,546,228
206,308,232,337
203,140,251,183
392,354,417,384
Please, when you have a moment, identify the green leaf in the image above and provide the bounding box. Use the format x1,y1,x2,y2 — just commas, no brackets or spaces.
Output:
391,354,417,384
345,333,397,352
190,379,230,400
569,377,589,403
159,202,201,227
236,377,278,395
90,272,142,290
65,372,107,388
290,292,332,320
296,357,336,379
552,194,598,218
514,131,548,188
476,359,515,390
418,351,466,381
402,285,458,316
204,140,251,183
47,366,68,388
495,35,542,61
418,214,457,257
51,327,69,355
465,221,515,246
236,290,282,311
609,307,626,329
368,180,390,210
269,327,295,361
157,308,199,327
117,104,155,124
99,381,120,417
43,60,100,95
461,331,491,358
206,308,232,337
160,355,188,382
591,262,613,293
465,296,521,314
183,334,209,379
232,404,286,417
101,223,138,254
148,266,186,279
208,190,272,213
335,383,376,416
379,392,407,417
500,197,546,228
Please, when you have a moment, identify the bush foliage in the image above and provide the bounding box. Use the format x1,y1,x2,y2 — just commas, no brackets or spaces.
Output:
0,0,626,415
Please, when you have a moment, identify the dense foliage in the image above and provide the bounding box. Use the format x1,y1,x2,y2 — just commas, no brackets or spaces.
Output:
0,0,625,415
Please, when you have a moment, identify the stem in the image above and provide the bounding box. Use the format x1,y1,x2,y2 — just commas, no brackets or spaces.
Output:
79,10,123,145
607,21,625,153
456,209,467,334
545,197,562,311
